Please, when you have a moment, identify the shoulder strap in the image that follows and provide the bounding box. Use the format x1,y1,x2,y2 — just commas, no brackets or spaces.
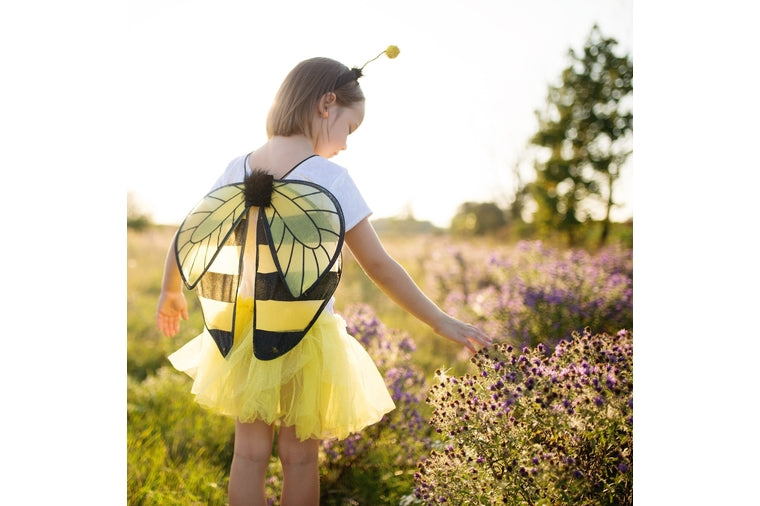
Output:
244,152,319,181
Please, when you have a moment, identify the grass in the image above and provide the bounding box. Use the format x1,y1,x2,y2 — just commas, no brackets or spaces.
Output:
127,225,474,504
127,223,632,504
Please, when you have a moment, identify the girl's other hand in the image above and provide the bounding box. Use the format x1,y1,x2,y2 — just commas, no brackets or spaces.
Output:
434,315,492,355
157,291,189,338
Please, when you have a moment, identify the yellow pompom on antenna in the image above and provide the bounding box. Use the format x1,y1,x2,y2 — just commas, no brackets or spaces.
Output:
360,45,401,69
385,45,400,59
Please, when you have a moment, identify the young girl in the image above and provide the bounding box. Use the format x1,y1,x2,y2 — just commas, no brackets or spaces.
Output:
156,50,491,506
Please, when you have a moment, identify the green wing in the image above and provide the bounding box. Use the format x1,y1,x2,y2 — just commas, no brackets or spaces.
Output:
174,183,247,289
264,180,345,298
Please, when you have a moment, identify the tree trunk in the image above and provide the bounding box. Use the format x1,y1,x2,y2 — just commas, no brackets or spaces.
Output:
599,171,615,247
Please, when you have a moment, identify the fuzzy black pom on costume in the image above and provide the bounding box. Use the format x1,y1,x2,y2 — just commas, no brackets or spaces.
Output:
244,169,275,208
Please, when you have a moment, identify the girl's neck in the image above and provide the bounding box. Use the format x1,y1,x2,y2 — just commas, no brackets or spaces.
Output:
248,135,317,178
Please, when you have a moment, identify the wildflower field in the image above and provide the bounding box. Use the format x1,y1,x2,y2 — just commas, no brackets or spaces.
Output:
127,226,633,505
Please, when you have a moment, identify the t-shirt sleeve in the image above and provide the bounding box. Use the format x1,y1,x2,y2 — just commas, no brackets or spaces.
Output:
209,155,247,191
330,170,372,231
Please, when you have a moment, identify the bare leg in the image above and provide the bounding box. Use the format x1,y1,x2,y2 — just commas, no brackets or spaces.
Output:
277,425,320,506
228,419,275,506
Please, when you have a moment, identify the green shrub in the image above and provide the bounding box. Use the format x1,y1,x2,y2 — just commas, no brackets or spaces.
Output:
415,328,633,505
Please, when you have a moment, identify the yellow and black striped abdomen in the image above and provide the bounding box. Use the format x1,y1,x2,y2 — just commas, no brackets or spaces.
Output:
195,219,245,357
253,215,341,360
175,174,345,361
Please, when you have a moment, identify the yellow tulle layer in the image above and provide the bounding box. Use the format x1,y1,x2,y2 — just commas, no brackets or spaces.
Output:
168,298,395,441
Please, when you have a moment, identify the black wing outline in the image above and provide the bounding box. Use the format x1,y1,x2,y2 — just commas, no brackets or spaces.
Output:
262,180,345,298
174,183,247,289
172,176,346,361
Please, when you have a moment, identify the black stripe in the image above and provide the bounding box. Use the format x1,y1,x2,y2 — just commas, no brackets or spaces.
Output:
255,271,339,300
257,215,269,244
208,328,234,357
232,218,247,244
253,329,306,361
198,272,239,302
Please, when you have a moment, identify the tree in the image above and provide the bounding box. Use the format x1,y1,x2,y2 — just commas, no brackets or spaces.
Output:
450,202,506,235
529,25,633,245
127,191,153,230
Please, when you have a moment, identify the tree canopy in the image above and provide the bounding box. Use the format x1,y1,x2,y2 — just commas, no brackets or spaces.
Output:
529,24,633,245
450,201,507,236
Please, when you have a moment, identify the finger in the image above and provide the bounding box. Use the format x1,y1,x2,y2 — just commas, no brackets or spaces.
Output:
160,319,171,338
462,336,477,354
473,328,492,346
469,333,491,349
158,313,177,338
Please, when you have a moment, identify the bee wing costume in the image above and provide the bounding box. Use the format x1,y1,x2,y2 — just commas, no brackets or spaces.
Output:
175,160,345,361
168,154,395,441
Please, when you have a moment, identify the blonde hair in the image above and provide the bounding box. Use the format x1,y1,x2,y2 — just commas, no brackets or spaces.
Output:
266,57,365,139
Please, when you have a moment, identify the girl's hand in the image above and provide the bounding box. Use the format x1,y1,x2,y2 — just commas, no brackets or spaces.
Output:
433,314,492,354
157,290,189,338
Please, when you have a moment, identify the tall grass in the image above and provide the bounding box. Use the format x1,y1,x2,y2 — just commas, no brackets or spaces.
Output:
127,227,465,504
127,225,632,504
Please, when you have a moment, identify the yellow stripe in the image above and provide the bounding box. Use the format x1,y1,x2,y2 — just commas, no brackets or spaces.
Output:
256,299,322,332
257,244,277,273
208,245,241,275
198,296,234,330
235,298,255,334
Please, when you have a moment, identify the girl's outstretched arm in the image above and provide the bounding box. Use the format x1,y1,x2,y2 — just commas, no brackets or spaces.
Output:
156,232,189,338
344,218,491,353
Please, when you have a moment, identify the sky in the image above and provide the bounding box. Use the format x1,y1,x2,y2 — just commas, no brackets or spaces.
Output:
125,0,633,227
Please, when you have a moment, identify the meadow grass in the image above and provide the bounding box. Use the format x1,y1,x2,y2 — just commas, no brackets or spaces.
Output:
127,226,472,504
127,225,632,504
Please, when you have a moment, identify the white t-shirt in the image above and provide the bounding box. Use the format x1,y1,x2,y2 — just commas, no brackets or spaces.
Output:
208,153,372,314
210,153,372,231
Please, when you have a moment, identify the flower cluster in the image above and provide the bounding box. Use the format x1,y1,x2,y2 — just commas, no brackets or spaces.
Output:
424,240,632,350
414,328,633,505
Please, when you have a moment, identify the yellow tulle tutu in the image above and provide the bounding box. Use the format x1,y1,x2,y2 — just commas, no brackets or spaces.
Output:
168,298,396,441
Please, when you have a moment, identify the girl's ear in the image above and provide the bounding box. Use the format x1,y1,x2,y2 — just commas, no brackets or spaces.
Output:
319,92,337,112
